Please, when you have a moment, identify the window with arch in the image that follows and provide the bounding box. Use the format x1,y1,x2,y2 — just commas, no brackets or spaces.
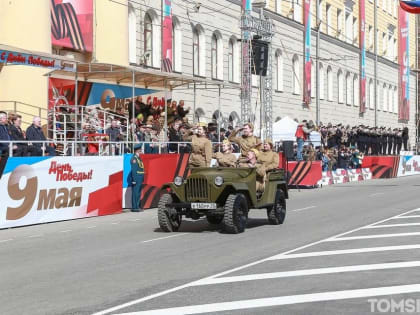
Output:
338,70,344,103
228,37,239,83
172,17,182,72
211,32,223,80
393,87,398,113
275,50,283,91
143,10,161,68
144,13,153,67
319,63,324,99
353,75,359,106
388,85,393,113
383,83,388,111
346,72,351,105
327,66,333,101
128,4,137,64
193,25,206,77
292,55,300,95
369,79,374,109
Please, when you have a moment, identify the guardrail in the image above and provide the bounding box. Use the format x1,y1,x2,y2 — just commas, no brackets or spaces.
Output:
0,140,223,157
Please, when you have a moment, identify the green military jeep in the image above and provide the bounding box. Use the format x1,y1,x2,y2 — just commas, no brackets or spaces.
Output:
157,167,288,234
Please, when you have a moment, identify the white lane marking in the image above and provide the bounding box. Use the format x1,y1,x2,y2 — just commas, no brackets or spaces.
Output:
364,222,420,229
111,222,120,225
92,207,420,315
327,232,420,241
191,261,420,286
392,215,420,219
142,233,189,243
0,239,13,243
28,234,43,238
269,244,420,260
292,206,316,212
131,219,142,222
116,284,420,315
60,230,72,233
369,193,385,197
87,226,97,229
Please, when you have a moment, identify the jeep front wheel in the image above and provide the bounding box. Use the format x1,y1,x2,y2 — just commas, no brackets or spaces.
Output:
158,193,182,232
222,194,248,234
267,190,286,225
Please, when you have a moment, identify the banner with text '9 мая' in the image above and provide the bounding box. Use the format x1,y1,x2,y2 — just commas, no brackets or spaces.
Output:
398,6,410,121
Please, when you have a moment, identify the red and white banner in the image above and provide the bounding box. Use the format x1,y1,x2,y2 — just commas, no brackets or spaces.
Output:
0,156,122,229
303,0,312,106
398,6,410,121
359,0,367,113
162,0,173,72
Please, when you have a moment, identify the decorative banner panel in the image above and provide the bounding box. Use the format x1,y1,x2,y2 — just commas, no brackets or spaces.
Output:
359,0,366,113
398,6,410,121
162,0,173,72
303,0,312,106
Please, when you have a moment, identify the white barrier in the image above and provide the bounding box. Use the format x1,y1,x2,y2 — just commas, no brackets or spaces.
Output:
397,156,420,177
318,168,372,186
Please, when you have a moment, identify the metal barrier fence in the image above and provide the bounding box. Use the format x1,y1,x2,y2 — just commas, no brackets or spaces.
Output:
0,140,222,157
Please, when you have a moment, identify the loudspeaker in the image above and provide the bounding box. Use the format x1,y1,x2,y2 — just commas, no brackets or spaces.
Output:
251,40,269,76
283,141,294,160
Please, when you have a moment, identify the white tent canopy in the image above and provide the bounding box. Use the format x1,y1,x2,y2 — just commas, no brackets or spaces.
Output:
272,116,321,147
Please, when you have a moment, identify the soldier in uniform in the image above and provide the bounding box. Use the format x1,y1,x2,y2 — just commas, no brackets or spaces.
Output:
396,129,403,155
258,139,280,171
238,149,266,193
130,144,144,212
387,127,393,155
213,139,237,167
381,127,387,155
228,123,261,164
184,123,213,168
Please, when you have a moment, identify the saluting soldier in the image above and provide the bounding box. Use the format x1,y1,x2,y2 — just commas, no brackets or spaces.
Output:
213,139,237,167
228,123,261,163
184,123,213,168
258,139,280,171
131,144,144,212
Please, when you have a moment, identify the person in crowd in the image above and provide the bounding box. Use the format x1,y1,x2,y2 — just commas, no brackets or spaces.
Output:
387,127,394,155
350,148,363,169
106,119,123,155
207,125,219,143
176,100,190,118
213,139,237,168
130,143,144,212
395,128,403,155
8,114,28,157
0,112,11,156
219,128,227,142
168,119,182,153
184,123,212,168
228,123,261,164
321,149,330,172
258,139,279,171
402,127,409,151
295,119,314,161
26,116,55,156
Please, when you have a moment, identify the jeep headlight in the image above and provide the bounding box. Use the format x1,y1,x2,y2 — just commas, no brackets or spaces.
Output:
214,176,224,186
174,176,183,186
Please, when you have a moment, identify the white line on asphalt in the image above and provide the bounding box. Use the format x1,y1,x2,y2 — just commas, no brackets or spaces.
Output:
392,215,420,219
115,284,420,315
369,193,385,197
364,222,420,229
269,244,420,260
131,219,142,222
291,206,317,212
0,239,13,243
111,222,120,225
327,232,420,241
92,207,420,315
142,233,189,243
28,235,43,238
87,226,97,229
191,261,420,286
60,230,72,233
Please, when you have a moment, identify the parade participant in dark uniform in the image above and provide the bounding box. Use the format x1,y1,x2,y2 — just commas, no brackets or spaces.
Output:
130,144,144,212
402,127,409,151
387,128,394,155
380,127,387,155
392,129,398,155
349,127,357,148
395,129,403,155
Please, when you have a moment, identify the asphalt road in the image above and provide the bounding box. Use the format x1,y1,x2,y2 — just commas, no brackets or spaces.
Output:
1,175,420,315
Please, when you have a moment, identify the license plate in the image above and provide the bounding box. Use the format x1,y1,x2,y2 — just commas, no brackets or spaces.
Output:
191,203,217,210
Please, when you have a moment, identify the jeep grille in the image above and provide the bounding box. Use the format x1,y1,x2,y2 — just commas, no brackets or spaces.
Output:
186,177,209,200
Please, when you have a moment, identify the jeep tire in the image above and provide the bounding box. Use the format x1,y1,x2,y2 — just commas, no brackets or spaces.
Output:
206,214,224,225
222,194,248,234
158,193,182,232
267,190,286,225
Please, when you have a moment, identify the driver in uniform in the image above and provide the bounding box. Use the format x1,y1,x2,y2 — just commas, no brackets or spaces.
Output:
213,139,237,167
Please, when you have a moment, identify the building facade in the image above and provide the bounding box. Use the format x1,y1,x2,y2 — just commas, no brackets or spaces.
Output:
0,0,417,145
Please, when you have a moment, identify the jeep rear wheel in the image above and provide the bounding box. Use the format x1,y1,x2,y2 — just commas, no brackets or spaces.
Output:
206,214,224,225
158,193,182,232
223,194,248,234
267,190,286,225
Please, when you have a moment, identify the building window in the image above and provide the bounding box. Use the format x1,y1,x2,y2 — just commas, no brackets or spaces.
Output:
345,12,352,44
388,85,393,112
228,37,239,83
353,75,359,106
276,50,284,91
144,13,153,67
353,17,357,44
193,25,206,77
211,34,218,79
292,55,300,95
393,87,398,113
368,25,373,50
172,17,182,72
382,32,387,55
377,82,381,110
228,39,234,82
369,79,374,109
337,9,343,40
311,60,315,98
326,4,331,35
319,0,324,32
293,0,302,23
346,72,352,105
327,66,333,101
276,0,282,14
319,63,325,99
128,4,137,64
338,70,344,103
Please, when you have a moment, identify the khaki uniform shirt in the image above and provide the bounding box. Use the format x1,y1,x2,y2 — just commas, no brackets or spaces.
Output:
187,134,212,167
258,150,279,171
213,152,237,168
228,130,261,158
